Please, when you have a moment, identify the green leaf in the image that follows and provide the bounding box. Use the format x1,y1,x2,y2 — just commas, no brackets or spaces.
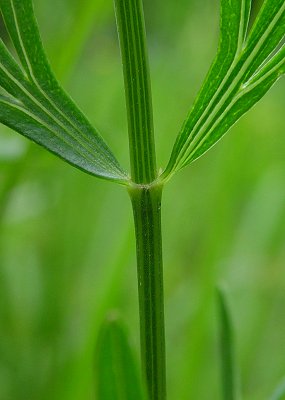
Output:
217,286,239,400
0,0,128,183
270,378,285,400
95,314,146,400
163,0,285,180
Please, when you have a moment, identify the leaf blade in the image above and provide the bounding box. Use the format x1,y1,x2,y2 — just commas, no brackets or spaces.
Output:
163,0,285,181
163,0,251,177
217,286,239,400
0,0,128,183
242,0,285,82
270,378,285,400
181,54,284,166
95,315,146,400
0,96,124,179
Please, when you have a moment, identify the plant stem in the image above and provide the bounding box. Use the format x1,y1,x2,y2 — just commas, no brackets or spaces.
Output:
129,183,166,400
114,0,156,185
114,0,166,398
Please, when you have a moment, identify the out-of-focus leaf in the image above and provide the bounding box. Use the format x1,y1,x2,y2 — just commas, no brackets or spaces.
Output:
95,314,146,400
0,0,128,183
217,286,239,400
270,378,285,400
163,0,285,180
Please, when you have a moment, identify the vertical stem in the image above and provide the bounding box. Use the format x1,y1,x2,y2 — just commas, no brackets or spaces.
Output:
114,0,156,184
129,183,166,400
114,0,166,398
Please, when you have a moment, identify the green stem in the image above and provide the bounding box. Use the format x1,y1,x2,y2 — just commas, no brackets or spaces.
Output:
114,0,166,398
129,183,166,400
114,0,156,184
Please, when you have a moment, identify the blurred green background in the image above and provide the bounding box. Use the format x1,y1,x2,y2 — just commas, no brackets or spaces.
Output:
0,0,285,399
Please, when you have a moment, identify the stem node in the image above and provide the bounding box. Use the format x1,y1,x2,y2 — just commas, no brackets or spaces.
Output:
114,0,166,397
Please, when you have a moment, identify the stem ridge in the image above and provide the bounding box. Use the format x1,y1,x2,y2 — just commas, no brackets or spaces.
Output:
130,184,166,400
114,0,157,184
115,0,166,397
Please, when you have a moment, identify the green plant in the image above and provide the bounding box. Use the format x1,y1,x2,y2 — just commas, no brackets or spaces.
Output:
217,287,285,400
0,0,285,399
95,313,146,400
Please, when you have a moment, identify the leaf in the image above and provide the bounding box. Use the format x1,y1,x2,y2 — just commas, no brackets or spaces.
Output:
217,286,239,400
271,384,285,400
270,378,285,400
95,314,146,400
163,0,285,180
0,0,128,183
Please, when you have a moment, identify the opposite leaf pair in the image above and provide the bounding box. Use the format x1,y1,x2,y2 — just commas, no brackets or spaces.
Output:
0,0,284,185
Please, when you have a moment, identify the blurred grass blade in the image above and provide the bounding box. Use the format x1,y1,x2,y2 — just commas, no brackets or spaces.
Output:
56,0,111,80
163,0,285,180
95,315,146,400
270,378,285,400
0,0,128,183
217,287,239,400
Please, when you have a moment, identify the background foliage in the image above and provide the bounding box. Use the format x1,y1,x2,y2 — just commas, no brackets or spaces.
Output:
0,0,285,399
